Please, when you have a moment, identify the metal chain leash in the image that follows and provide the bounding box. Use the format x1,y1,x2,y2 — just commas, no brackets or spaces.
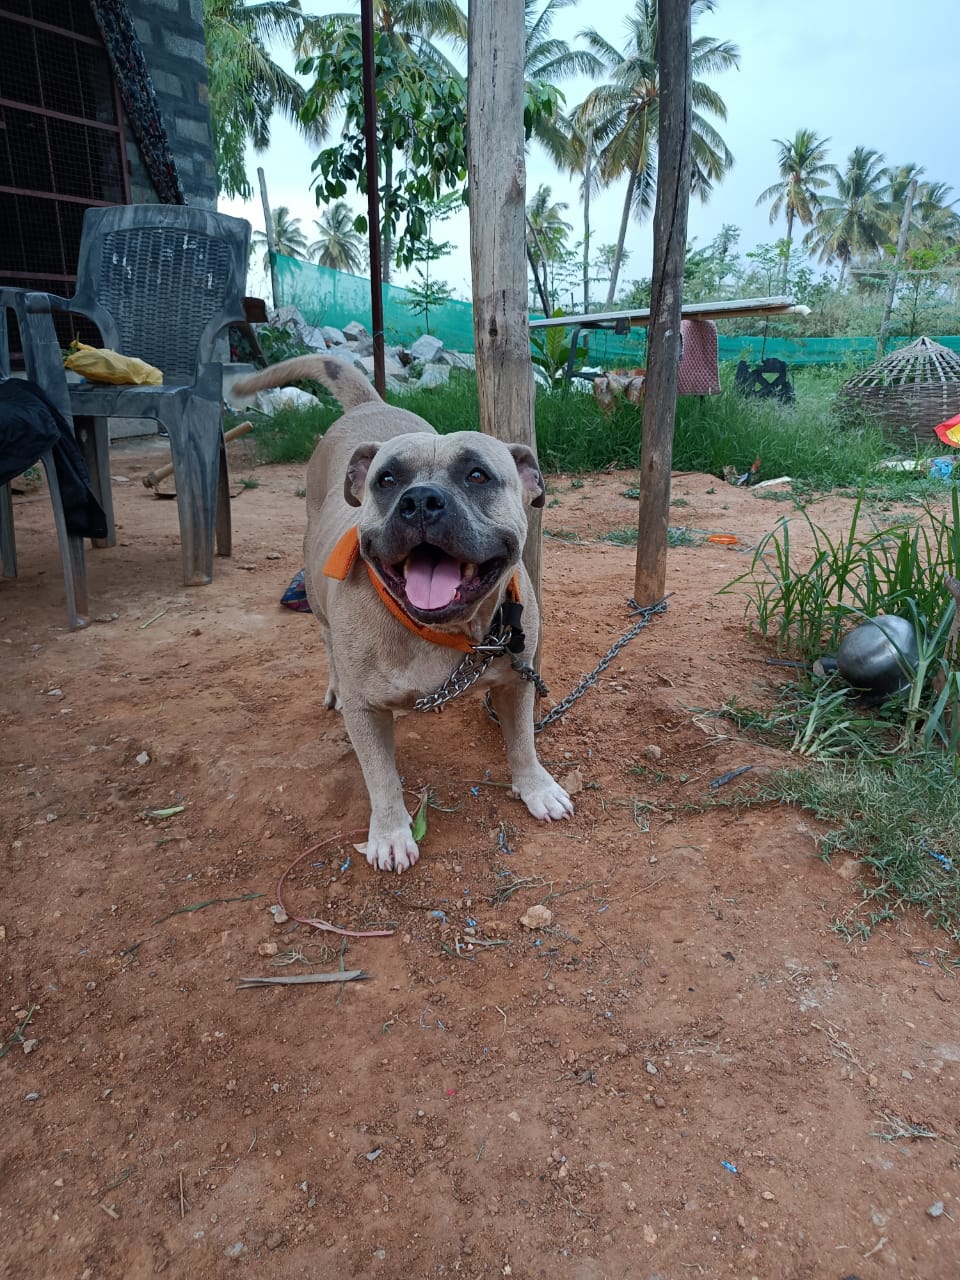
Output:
413,625,516,713
532,596,668,732
415,598,669,725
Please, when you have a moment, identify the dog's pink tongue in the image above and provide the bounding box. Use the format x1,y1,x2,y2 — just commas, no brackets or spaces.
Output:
405,551,461,611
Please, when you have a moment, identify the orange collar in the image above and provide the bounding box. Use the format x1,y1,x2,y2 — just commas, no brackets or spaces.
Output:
323,526,520,654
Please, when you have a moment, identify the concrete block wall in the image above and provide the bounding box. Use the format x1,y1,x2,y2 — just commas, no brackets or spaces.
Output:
125,0,217,209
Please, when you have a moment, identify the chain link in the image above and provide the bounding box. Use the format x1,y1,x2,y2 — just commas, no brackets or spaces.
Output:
480,596,669,732
413,626,515,713
533,597,668,731
415,597,668,724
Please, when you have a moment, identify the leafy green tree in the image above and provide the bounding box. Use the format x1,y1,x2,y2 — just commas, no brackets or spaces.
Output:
252,205,310,272
755,129,832,285
804,146,890,283
405,271,454,333
202,0,325,199
405,192,458,331
309,201,366,273
682,224,739,300
575,0,739,305
299,1,466,282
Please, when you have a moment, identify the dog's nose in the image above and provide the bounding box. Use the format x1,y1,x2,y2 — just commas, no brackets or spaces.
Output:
397,485,447,525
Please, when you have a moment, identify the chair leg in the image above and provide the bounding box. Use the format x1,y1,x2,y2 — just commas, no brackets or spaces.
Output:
1,481,16,578
165,396,221,586
216,433,232,558
74,415,116,547
40,448,89,629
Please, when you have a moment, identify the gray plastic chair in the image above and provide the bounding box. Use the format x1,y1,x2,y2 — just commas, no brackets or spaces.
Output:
19,204,251,586
1,290,89,629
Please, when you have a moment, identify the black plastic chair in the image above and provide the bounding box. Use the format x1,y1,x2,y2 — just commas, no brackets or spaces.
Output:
733,357,796,404
11,204,251,586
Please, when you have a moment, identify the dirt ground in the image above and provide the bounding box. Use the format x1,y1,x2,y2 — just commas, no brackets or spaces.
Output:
2,436,959,1280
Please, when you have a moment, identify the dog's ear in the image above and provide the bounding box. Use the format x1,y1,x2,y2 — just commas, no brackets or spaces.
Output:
507,444,546,508
344,443,381,507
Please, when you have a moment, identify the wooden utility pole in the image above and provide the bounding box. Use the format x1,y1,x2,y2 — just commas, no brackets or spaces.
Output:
634,0,693,607
467,0,542,619
877,177,917,359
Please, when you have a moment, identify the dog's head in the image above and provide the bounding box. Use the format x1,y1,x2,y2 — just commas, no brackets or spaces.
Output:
345,431,544,624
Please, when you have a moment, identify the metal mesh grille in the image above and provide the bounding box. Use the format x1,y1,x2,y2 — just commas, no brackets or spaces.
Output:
0,0,127,357
95,229,235,379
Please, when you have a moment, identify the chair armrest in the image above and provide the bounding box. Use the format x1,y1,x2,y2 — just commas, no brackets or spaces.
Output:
0,289,75,421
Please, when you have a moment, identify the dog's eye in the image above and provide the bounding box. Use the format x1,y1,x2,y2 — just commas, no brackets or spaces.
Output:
377,471,397,489
466,468,489,485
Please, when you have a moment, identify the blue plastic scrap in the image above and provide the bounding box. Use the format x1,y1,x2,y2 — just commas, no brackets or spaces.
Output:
721,1161,739,1175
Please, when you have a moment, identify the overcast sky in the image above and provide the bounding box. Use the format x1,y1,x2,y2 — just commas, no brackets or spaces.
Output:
221,0,958,304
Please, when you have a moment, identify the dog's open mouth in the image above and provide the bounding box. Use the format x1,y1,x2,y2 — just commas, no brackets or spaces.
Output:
376,544,507,616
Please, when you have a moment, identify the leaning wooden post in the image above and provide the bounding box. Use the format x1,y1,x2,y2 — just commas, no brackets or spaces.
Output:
257,167,280,312
467,0,542,631
633,0,693,607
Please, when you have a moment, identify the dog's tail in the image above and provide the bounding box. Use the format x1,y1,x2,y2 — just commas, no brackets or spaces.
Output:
231,354,382,411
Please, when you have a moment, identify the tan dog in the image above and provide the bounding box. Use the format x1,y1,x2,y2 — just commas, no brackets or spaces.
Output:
232,355,573,872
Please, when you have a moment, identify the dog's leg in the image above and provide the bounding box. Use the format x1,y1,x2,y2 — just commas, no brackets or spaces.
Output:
320,624,341,711
339,702,420,873
490,676,573,822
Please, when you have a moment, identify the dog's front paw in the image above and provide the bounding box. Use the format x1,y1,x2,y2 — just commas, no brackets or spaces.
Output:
359,824,420,874
512,769,574,822
324,685,342,711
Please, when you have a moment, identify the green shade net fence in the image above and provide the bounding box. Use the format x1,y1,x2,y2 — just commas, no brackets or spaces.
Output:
273,255,960,369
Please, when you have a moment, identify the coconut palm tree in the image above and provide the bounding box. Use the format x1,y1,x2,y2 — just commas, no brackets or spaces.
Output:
310,202,366,274
523,0,603,168
202,0,326,199
883,167,959,250
252,206,311,273
755,129,832,285
804,146,890,283
575,0,739,306
526,184,573,314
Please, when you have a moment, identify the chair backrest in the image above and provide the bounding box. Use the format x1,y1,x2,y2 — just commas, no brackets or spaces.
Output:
69,205,251,383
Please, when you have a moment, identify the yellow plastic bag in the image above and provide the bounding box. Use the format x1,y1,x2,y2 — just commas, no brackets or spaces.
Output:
64,341,162,386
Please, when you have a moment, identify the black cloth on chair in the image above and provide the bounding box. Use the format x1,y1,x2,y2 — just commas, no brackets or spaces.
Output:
0,379,108,539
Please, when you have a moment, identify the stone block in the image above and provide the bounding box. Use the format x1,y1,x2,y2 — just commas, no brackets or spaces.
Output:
417,363,451,389
410,334,444,363
342,320,371,344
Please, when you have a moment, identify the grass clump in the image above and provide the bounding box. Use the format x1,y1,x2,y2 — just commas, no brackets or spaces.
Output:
243,363,916,488
719,485,960,943
755,756,960,945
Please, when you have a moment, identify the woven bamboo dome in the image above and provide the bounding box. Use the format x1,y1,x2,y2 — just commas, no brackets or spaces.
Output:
838,336,960,441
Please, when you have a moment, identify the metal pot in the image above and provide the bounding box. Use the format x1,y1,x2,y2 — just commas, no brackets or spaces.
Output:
836,614,919,696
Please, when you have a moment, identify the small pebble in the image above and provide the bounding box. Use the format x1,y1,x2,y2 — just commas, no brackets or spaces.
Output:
135,751,150,766
266,1232,284,1250
927,1201,945,1218
224,1242,245,1259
